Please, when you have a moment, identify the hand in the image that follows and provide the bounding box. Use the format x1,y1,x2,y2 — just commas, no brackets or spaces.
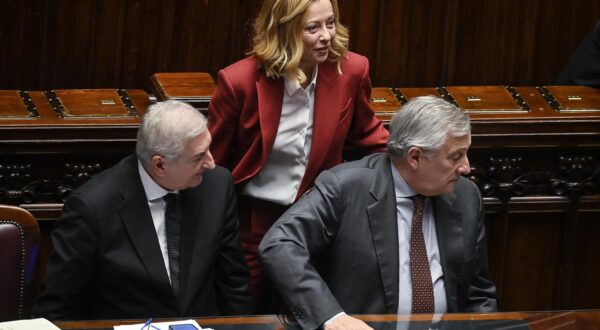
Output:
324,315,373,330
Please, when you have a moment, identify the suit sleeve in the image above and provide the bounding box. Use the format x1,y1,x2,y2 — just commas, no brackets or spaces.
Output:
345,56,389,154
465,187,498,312
259,170,345,330
32,194,98,320
208,69,241,169
215,173,254,314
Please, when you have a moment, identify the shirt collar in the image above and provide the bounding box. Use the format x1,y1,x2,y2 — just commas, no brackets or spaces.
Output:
284,64,318,96
138,160,173,202
390,161,418,199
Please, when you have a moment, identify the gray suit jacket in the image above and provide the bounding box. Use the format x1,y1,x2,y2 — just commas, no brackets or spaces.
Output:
34,155,253,320
259,153,497,330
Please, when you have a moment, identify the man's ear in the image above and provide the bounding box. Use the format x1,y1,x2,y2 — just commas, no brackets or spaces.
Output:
151,155,167,177
406,146,422,170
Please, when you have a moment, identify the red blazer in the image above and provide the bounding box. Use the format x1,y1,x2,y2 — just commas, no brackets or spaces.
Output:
208,52,389,199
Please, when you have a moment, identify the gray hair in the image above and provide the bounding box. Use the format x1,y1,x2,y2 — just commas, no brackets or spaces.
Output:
136,100,207,165
387,95,470,159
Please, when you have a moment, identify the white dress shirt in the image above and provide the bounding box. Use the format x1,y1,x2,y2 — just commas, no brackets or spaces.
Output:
138,160,177,283
242,66,318,205
391,162,447,314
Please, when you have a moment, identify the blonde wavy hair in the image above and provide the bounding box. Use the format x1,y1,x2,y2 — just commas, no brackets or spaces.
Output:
250,0,349,83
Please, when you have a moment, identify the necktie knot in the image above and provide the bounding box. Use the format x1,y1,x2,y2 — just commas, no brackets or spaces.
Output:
164,193,180,224
164,192,177,207
411,194,425,202
411,194,426,220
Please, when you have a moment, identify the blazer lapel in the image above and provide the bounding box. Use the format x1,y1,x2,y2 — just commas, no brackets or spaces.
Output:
366,155,400,314
119,160,174,301
433,193,464,312
299,62,342,194
256,74,284,168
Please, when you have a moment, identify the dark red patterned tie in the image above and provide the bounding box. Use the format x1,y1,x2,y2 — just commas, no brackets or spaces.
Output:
410,195,435,313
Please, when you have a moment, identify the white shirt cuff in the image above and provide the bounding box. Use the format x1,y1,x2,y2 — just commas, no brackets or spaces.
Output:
323,312,347,327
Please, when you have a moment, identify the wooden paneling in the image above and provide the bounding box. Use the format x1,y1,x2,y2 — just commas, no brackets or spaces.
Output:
1,0,599,90
483,199,600,312
570,212,600,309
470,141,600,312
0,0,261,90
497,211,563,311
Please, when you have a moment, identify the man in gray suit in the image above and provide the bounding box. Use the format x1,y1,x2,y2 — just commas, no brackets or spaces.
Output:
259,96,497,330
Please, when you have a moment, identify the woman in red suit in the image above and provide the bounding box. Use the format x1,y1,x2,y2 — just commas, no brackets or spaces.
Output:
208,0,388,311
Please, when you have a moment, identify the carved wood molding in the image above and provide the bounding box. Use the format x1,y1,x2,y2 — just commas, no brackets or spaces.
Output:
2,153,598,206
0,162,104,204
469,155,599,203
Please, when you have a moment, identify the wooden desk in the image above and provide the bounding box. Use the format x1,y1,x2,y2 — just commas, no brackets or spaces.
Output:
53,311,600,329
149,72,215,113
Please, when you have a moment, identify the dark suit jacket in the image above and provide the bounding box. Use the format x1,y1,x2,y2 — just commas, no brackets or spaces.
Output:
557,20,600,88
208,52,389,199
33,155,253,320
259,153,497,330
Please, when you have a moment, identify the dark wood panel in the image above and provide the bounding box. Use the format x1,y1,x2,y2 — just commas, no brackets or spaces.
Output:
498,213,563,311
483,198,600,312
1,0,600,90
570,212,600,309
338,0,378,61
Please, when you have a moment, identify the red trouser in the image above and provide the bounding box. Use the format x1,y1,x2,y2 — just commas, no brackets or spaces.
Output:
237,196,289,313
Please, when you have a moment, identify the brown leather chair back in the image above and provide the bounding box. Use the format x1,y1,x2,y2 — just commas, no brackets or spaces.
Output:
0,205,40,321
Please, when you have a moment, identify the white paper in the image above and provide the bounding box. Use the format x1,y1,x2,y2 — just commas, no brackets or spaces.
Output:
114,319,212,330
0,318,60,330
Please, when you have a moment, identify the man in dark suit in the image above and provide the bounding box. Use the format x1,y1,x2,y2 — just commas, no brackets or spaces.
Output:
33,100,253,320
557,19,600,89
259,96,497,330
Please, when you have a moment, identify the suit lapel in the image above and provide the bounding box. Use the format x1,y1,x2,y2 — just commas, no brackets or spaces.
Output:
366,155,400,314
178,188,202,312
119,158,174,301
433,193,464,312
256,74,284,168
